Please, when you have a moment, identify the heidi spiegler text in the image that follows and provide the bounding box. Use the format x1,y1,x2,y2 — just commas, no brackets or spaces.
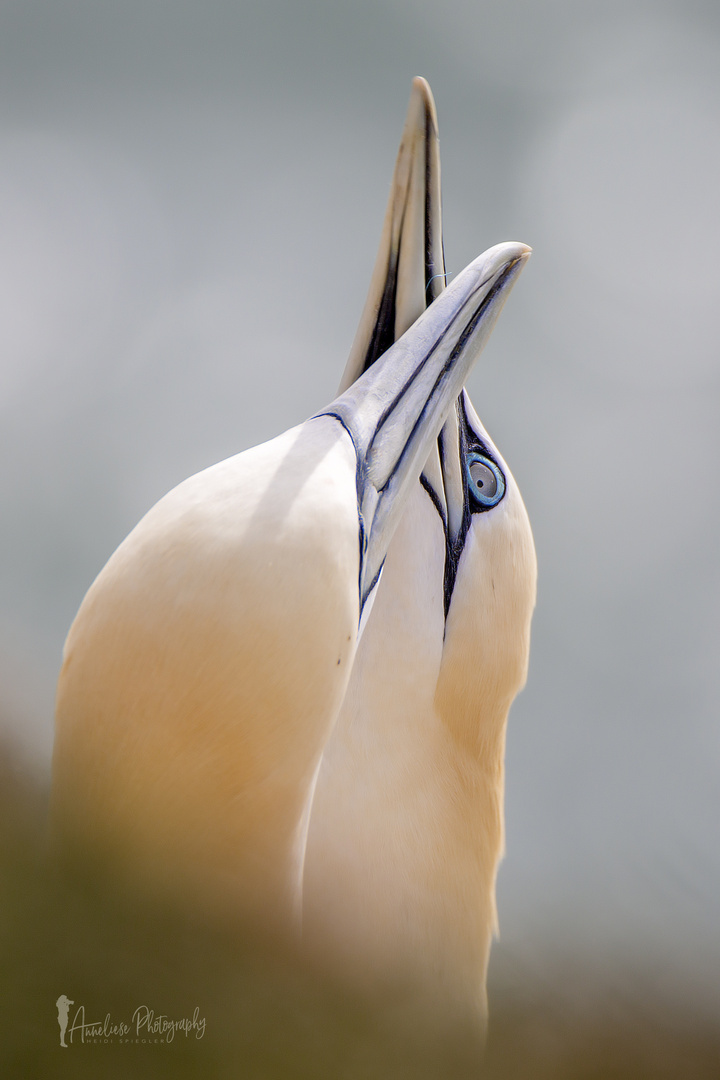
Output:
56,996,207,1046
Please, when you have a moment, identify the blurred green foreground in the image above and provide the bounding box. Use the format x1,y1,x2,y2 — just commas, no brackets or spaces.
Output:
1,742,718,1079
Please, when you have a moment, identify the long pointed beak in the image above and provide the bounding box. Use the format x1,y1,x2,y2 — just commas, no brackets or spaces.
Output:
317,241,531,606
338,76,445,394
338,76,465,549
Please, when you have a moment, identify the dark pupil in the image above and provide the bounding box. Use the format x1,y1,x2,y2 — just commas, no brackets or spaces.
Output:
469,460,497,497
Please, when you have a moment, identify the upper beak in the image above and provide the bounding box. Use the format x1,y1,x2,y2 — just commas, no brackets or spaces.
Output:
317,241,531,606
338,76,445,394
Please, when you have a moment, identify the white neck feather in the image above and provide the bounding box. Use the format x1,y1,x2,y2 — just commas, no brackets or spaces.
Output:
304,478,535,1018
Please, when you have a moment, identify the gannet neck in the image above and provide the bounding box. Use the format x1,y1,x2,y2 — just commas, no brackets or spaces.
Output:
52,418,361,927
304,473,536,1018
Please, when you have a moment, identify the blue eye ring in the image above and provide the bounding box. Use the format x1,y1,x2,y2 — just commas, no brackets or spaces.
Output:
465,452,505,508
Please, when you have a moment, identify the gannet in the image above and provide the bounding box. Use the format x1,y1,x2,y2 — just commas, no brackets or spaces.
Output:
303,79,537,1022
50,170,530,933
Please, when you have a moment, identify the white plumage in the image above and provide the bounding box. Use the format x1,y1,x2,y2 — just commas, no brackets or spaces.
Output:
50,79,534,1027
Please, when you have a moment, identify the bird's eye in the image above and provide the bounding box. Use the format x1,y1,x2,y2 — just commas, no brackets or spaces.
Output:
465,452,505,509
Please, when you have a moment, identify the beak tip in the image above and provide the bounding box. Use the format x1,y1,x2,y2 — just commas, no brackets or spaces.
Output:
506,241,532,261
408,76,439,135
470,241,532,285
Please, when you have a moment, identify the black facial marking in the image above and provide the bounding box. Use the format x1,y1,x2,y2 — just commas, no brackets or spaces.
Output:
433,396,507,619
419,472,447,532
458,394,506,511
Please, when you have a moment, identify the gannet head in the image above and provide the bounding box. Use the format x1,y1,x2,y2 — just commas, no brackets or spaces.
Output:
321,239,531,611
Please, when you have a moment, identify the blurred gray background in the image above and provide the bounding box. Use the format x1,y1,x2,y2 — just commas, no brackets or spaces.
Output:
1,0,718,1017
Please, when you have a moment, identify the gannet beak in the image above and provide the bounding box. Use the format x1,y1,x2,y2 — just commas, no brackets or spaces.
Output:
338,75,444,394
317,241,531,606
335,74,460,561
